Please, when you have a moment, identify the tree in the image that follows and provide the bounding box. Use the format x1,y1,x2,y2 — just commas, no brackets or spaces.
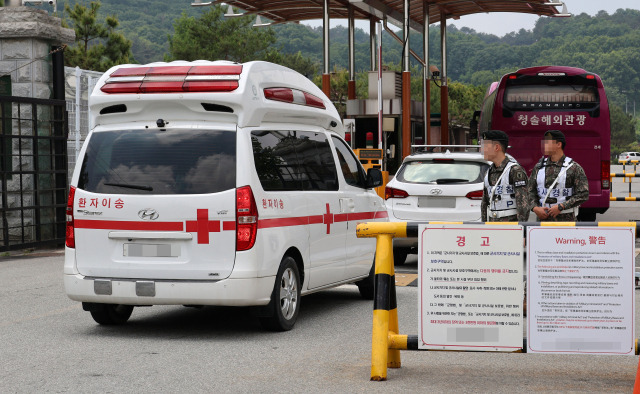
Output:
610,103,637,159
166,5,276,62
63,1,133,72
448,82,485,128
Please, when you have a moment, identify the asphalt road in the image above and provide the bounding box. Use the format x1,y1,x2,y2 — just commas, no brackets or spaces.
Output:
1,167,640,392
0,252,639,393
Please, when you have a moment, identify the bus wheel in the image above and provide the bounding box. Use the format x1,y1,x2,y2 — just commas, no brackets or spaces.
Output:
577,208,596,222
88,304,134,325
259,256,301,331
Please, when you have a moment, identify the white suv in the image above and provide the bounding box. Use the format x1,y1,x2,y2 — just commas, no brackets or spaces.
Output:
618,152,640,163
384,148,489,264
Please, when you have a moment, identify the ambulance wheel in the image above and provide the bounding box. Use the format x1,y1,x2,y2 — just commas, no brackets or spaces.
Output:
260,257,301,331
356,261,375,300
89,304,134,325
393,248,408,266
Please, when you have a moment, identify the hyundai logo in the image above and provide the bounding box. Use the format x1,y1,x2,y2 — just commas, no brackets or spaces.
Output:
429,188,443,195
138,208,159,221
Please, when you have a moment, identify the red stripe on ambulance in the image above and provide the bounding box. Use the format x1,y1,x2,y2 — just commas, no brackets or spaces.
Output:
75,219,183,231
258,209,385,233
75,208,385,238
258,216,311,229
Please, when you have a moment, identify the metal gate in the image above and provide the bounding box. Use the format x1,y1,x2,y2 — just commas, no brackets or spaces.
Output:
0,95,68,251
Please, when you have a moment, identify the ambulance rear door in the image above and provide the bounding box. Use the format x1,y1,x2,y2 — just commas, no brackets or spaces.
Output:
72,126,238,281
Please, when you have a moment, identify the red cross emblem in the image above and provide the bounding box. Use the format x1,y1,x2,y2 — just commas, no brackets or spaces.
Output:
323,203,334,234
186,209,220,244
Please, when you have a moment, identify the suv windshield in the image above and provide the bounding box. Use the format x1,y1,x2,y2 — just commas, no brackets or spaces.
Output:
78,129,236,194
398,160,488,184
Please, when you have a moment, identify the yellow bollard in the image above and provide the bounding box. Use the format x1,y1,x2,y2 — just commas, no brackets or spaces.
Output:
388,250,401,368
371,233,394,381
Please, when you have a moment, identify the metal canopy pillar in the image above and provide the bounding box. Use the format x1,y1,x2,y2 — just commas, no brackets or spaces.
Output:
423,1,430,144
348,5,356,100
322,0,331,98
370,19,377,71
401,0,411,159
440,10,449,145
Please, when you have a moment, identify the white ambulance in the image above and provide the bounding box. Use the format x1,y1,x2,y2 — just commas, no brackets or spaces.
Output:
64,60,387,331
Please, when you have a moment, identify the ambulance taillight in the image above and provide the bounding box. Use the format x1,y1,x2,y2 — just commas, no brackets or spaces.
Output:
65,186,76,248
264,88,326,109
236,186,258,251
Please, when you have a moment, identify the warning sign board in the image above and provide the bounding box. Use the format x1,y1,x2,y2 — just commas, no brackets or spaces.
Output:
527,226,635,355
419,225,524,351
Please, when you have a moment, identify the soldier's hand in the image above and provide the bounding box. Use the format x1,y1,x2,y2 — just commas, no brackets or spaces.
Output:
547,205,562,218
532,206,549,220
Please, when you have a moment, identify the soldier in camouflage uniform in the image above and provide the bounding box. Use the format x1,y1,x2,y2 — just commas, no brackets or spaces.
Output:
528,130,589,222
481,130,530,222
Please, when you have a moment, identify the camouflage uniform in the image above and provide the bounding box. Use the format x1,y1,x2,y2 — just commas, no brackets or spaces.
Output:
527,155,589,221
481,157,530,222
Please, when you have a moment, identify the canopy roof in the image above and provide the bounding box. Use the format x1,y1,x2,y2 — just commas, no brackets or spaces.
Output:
215,0,562,30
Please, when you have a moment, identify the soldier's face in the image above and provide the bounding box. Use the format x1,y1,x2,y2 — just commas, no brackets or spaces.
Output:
542,139,561,155
482,140,499,161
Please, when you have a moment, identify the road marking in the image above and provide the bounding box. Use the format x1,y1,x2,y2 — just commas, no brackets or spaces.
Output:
395,273,417,287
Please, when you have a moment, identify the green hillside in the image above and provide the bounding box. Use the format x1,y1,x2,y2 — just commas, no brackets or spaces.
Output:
52,2,640,111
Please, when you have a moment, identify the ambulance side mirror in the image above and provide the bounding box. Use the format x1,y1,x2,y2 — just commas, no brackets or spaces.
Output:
365,168,383,189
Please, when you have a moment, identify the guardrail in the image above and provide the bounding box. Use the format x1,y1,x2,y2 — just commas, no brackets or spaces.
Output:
356,221,640,382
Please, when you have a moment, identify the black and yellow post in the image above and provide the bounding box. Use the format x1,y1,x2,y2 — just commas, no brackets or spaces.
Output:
619,159,639,185
357,220,640,382
371,233,393,380
357,222,406,380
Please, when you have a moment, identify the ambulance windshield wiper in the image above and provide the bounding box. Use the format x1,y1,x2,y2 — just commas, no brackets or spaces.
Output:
104,182,153,191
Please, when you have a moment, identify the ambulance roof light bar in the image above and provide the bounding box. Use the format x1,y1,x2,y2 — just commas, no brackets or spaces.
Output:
100,65,243,94
264,88,326,110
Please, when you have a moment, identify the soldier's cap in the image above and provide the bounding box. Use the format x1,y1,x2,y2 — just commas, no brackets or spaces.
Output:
544,130,565,144
482,130,509,144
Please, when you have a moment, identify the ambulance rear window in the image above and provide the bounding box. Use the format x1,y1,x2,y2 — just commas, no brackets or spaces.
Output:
78,129,236,194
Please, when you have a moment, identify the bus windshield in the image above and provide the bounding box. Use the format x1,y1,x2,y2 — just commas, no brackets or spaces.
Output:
504,75,599,112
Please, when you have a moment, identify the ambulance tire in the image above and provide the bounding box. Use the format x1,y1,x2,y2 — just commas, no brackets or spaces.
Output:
89,304,134,325
393,248,408,266
260,256,301,331
356,261,375,300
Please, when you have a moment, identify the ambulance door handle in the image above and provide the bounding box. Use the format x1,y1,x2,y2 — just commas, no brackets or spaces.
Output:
340,198,355,213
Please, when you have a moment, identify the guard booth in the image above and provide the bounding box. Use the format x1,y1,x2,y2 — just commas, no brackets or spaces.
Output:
346,70,426,175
